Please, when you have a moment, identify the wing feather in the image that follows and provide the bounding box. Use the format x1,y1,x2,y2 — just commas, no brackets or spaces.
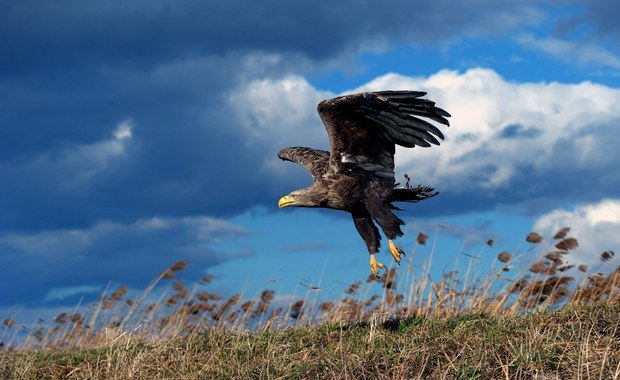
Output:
378,110,441,145
361,110,431,148
317,90,450,181
376,90,427,100
278,147,329,183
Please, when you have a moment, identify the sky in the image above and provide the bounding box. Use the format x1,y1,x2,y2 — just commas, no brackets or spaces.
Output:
1,0,620,322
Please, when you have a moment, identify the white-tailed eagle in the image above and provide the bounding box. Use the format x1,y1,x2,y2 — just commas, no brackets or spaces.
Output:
278,91,450,277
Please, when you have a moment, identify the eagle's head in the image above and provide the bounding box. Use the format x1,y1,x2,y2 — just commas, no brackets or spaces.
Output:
278,191,313,208
278,186,328,209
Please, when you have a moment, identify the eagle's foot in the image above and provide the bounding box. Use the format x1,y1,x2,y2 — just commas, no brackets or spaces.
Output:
388,239,405,265
369,254,385,278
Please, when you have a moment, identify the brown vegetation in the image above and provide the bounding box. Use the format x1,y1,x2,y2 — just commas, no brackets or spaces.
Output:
0,227,619,379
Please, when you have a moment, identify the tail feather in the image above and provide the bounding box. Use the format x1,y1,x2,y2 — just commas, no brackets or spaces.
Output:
389,185,438,203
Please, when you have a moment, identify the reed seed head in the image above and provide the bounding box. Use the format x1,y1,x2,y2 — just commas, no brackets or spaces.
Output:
553,227,571,240
601,250,615,262
417,232,428,245
526,232,543,243
169,260,188,272
555,237,578,251
290,300,304,319
110,287,128,301
497,251,511,263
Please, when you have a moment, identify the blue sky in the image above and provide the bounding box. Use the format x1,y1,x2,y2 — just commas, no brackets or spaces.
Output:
2,0,620,322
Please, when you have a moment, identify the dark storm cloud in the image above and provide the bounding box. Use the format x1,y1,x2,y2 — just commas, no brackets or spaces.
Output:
0,0,552,232
1,0,543,74
579,0,620,40
553,0,620,52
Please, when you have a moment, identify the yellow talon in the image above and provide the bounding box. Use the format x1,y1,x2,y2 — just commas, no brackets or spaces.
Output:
388,239,405,264
369,253,385,278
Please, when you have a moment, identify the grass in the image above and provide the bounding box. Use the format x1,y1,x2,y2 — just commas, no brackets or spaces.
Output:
1,303,619,379
1,227,619,379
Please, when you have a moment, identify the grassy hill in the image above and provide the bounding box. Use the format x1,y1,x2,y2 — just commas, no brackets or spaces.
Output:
1,302,619,379
1,229,619,379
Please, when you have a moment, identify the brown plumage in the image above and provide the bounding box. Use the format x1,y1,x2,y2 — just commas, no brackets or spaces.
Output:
278,91,450,276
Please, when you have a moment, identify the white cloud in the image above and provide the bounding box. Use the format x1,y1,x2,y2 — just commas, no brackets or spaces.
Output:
351,69,620,191
233,68,620,198
0,119,135,192
533,199,620,269
227,76,333,150
56,119,134,185
0,229,91,258
517,33,620,70
45,285,103,302
113,120,133,140
0,215,247,257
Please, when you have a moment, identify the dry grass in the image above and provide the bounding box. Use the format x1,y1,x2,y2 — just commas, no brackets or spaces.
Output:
1,303,619,379
1,228,619,379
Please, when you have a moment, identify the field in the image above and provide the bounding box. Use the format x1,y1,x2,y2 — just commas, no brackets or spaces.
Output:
1,228,619,379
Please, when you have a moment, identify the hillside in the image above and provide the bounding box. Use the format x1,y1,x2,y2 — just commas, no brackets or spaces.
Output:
1,302,619,379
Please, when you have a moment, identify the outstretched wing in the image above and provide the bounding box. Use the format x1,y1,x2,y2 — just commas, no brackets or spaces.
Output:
278,147,330,183
317,90,450,180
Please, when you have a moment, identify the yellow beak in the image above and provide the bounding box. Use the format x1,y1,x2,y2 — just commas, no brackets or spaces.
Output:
278,195,293,208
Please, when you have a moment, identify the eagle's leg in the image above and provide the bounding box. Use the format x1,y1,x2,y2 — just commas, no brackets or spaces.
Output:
388,239,405,265
367,199,406,265
369,254,385,278
352,210,385,278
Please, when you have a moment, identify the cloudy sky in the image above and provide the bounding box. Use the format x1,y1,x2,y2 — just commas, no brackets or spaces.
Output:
2,1,619,320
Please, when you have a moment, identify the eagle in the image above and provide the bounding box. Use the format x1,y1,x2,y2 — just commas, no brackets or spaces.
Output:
277,91,450,277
